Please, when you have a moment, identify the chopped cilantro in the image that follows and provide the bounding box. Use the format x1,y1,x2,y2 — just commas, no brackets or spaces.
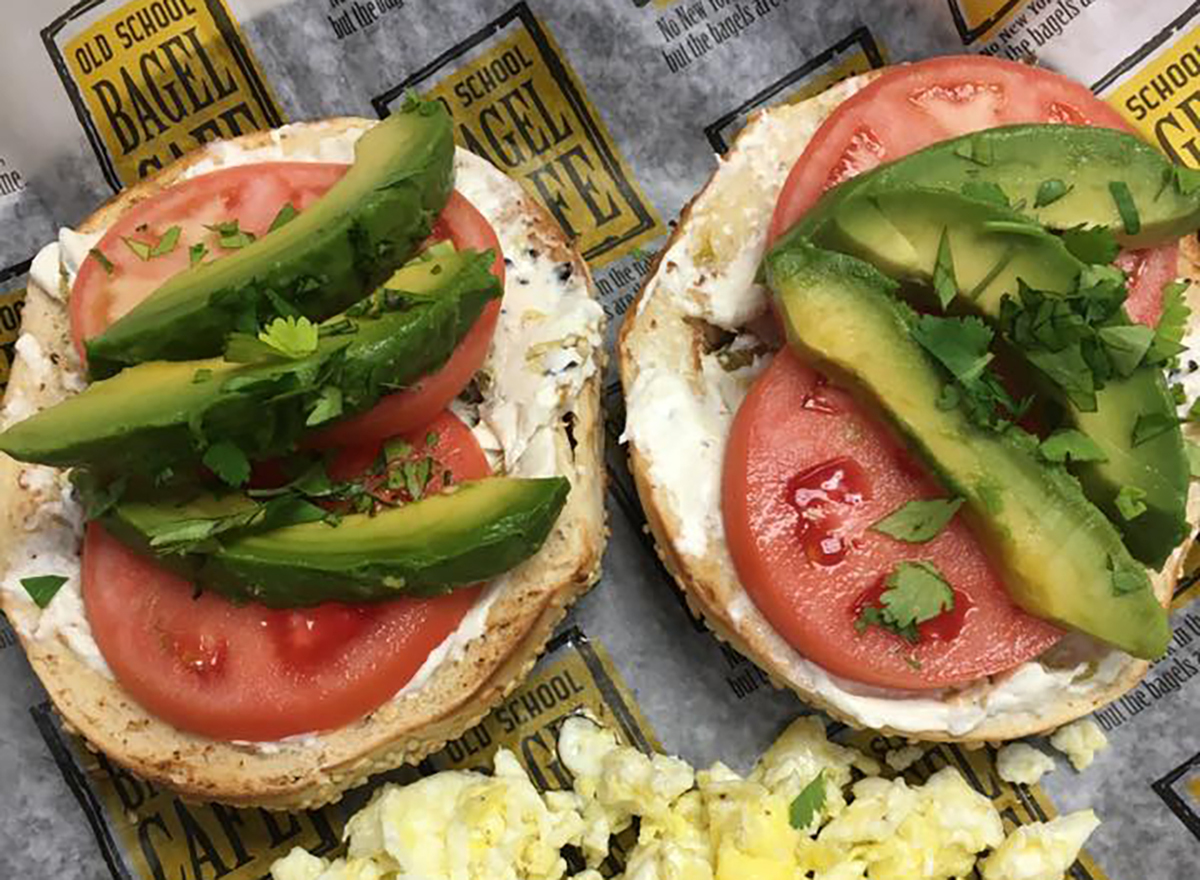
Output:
403,457,433,500
147,496,327,553
855,561,955,644
960,180,1010,207
1038,429,1107,464
426,431,439,447
1096,324,1154,377
89,248,114,275
189,242,207,266
258,315,319,360
976,480,1004,514
206,219,256,249
306,385,343,426
1115,485,1148,520
121,236,152,261
869,498,963,543
1034,179,1071,208
268,202,298,232
1109,555,1147,596
932,228,957,311
911,314,994,383
1173,165,1200,196
192,368,213,384
385,438,414,462
1108,181,1141,236
21,575,68,609
202,441,251,487
1146,280,1191,365
1132,411,1182,447
953,137,992,166
965,247,1015,301
150,225,181,257
1061,225,1120,265
788,771,826,830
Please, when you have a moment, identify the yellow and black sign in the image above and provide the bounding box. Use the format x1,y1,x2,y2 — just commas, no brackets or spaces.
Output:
0,262,30,393
849,731,1110,880
42,0,284,189
1107,22,1200,167
702,25,886,154
33,627,655,880
946,0,1030,46
372,3,662,265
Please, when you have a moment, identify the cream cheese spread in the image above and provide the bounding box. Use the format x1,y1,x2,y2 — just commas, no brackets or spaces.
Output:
0,124,601,746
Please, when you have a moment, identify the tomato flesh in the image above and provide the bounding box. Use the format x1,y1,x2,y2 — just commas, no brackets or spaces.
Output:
84,409,490,740
767,55,1171,325
723,351,1063,690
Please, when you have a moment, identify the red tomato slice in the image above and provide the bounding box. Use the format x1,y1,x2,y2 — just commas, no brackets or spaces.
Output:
71,163,349,359
309,191,505,449
767,56,1171,324
723,351,1062,690
83,409,490,741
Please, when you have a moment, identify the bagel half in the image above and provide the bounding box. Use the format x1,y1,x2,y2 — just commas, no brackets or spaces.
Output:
618,71,1200,742
0,119,607,808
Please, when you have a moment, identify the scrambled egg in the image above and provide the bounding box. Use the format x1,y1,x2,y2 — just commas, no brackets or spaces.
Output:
1049,719,1109,771
996,743,1057,786
272,716,1100,880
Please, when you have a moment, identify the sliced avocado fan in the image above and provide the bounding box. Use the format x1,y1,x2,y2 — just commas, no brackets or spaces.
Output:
764,238,1170,660
86,97,456,378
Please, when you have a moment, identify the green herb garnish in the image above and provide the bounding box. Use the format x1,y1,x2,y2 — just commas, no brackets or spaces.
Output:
960,180,1010,207
189,242,207,266
855,561,955,644
870,498,963,543
89,248,114,275
202,441,251,487
258,316,319,360
1038,430,1107,464
933,228,957,311
1034,179,1071,207
150,225,181,257
306,385,343,426
1108,181,1141,236
268,202,298,232
21,575,68,609
788,771,826,830
1061,225,1119,265
1115,485,1148,520
121,236,152,261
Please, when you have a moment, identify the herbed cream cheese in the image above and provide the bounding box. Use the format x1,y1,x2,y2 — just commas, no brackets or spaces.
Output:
622,73,1181,735
0,127,602,745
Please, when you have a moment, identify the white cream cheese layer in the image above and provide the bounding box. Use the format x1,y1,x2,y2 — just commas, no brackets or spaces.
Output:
622,73,1178,735
0,126,601,743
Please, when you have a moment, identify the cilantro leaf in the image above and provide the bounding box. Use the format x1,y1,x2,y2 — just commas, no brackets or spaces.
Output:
89,248,114,275
1034,179,1071,207
1132,411,1182,447
147,496,327,554
856,561,955,643
150,225,181,258
788,771,826,830
258,316,319,360
206,219,256,249
1146,280,1191,365
189,242,207,266
1097,324,1154,377
1174,165,1200,196
1115,485,1148,520
268,202,298,233
122,236,152,261
1109,555,1148,596
21,575,68,609
1061,225,1119,265
933,229,957,311
306,385,343,426
403,456,433,500
953,137,992,166
1108,181,1141,236
1038,429,1108,463
203,441,251,487
870,498,963,543
911,314,994,383
960,181,1010,207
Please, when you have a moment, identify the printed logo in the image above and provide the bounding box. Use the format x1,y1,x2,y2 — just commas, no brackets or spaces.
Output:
0,262,30,393
703,26,885,154
1102,8,1200,166
42,0,284,190
945,0,1029,45
372,2,663,265
33,628,654,880
0,155,26,203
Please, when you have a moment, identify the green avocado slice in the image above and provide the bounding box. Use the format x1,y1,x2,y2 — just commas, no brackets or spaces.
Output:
795,124,1200,249
103,477,570,606
765,238,1170,659
0,249,499,480
793,185,1189,570
85,98,455,378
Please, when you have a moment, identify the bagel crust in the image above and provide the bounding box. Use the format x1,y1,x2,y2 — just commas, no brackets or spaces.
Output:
0,119,607,808
617,70,1200,742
